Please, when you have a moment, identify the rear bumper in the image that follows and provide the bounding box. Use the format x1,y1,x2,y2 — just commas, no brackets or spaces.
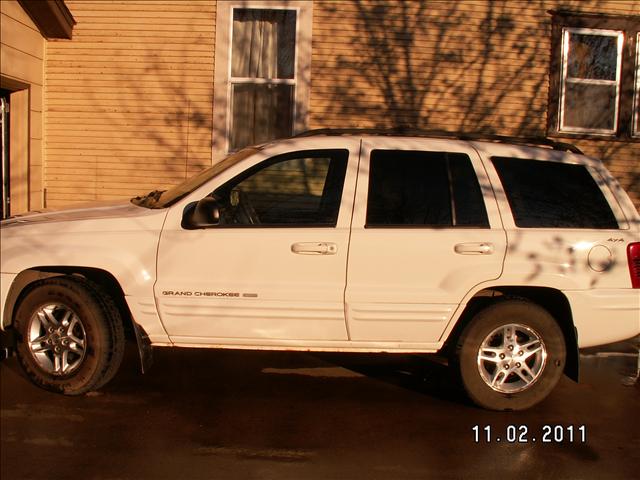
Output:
564,289,640,348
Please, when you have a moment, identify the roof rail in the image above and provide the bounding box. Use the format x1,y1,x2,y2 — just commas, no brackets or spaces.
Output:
293,128,583,154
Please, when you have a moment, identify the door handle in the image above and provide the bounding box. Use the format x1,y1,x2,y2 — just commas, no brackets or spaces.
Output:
454,242,494,255
291,242,338,255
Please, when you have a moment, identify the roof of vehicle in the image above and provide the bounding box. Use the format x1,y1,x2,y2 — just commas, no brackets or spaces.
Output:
293,128,583,154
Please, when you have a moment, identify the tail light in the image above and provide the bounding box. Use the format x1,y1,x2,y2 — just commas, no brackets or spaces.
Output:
627,242,640,289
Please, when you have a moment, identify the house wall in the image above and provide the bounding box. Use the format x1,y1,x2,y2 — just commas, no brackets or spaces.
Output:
44,0,638,209
0,0,46,214
45,0,215,206
310,0,639,206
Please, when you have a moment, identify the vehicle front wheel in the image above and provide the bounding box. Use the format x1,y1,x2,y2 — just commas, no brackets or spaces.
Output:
454,300,566,411
13,276,125,395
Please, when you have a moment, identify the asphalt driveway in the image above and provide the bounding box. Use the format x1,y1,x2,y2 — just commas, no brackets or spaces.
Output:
1,338,638,480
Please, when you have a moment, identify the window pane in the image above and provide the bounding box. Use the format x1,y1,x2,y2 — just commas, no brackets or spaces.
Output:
230,84,293,151
492,157,618,229
449,156,490,227
567,32,618,81
366,150,489,227
635,34,640,136
636,83,640,135
636,76,640,134
563,82,616,131
232,9,296,79
213,150,348,226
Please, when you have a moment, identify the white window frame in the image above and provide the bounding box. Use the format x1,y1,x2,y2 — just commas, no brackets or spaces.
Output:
633,33,640,138
212,1,312,159
559,27,624,135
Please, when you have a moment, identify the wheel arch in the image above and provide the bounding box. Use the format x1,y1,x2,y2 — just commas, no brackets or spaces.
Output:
443,286,579,382
3,267,152,372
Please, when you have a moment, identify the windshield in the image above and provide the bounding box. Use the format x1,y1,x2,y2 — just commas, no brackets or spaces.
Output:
131,147,260,209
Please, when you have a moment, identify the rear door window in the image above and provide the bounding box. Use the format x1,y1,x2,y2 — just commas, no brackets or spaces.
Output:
366,150,489,228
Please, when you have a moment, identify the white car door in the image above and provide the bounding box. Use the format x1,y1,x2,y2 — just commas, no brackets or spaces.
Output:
155,139,360,345
345,138,507,344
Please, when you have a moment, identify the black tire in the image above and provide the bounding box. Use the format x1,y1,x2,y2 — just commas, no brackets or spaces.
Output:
13,276,125,395
454,299,566,411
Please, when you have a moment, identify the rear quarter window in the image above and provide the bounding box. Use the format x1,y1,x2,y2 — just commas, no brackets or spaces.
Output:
491,157,619,229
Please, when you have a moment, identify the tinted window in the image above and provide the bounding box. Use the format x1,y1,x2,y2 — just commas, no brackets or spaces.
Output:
492,157,618,229
366,150,489,228
212,149,348,226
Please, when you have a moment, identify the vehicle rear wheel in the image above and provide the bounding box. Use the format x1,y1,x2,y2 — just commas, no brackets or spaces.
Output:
455,299,566,411
13,276,125,395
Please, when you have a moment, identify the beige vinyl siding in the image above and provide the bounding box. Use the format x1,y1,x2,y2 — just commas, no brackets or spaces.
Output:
310,1,551,135
43,0,638,208
45,0,216,207
310,0,639,206
0,0,46,213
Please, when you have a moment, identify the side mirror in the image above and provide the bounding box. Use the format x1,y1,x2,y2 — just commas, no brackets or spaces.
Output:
181,197,220,229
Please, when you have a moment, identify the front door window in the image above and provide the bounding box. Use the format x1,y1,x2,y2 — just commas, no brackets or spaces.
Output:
211,149,349,226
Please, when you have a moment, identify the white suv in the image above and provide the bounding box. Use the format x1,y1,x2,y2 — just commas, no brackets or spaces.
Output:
1,131,638,410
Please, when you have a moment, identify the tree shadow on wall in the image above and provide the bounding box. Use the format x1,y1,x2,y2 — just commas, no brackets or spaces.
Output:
314,0,638,204
317,0,549,135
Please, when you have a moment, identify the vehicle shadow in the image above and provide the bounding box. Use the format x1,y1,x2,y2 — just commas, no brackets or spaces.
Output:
101,343,472,408
311,352,472,407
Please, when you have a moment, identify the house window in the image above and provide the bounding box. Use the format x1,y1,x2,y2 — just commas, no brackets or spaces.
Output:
229,9,296,151
548,11,640,139
560,28,623,134
213,1,312,157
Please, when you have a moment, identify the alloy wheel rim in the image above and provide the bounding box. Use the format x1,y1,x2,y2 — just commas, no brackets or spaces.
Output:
27,303,87,375
476,323,547,394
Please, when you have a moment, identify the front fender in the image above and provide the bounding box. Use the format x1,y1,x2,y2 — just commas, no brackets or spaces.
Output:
0,210,167,337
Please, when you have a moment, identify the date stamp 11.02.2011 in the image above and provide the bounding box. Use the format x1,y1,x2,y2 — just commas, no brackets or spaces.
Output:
472,424,587,444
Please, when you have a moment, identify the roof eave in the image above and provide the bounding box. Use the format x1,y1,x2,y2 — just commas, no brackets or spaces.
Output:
18,0,76,40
